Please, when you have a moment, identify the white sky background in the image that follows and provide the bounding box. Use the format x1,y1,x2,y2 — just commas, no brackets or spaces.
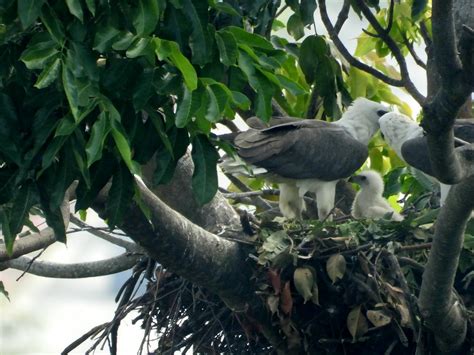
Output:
0,2,429,354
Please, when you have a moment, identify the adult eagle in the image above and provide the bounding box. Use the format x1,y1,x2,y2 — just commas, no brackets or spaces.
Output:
224,98,389,220
379,112,474,205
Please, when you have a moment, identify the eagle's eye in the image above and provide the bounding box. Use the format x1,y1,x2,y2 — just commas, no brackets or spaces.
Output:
361,176,367,181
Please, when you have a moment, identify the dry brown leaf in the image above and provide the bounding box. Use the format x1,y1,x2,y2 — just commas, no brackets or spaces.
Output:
267,295,279,315
293,267,314,303
367,309,392,327
267,268,281,295
326,254,346,283
280,281,293,315
347,305,369,339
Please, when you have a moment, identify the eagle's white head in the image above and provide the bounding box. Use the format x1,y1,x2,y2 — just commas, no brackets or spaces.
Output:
349,169,385,196
379,112,423,158
335,98,389,145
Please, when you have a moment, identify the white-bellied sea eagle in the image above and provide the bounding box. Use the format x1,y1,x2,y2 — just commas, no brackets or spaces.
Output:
222,98,389,220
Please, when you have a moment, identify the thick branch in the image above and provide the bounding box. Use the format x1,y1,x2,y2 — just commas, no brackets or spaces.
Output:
143,153,242,234
0,228,56,262
1,253,142,278
92,178,255,310
418,175,474,352
421,1,474,184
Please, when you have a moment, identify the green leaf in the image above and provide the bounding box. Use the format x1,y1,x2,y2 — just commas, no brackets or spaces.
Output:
18,0,45,28
110,120,139,174
191,135,219,205
66,0,84,23
85,112,110,167
178,0,211,65
215,31,238,66
276,74,306,96
62,65,80,121
0,281,10,301
93,25,121,53
0,167,17,204
300,0,317,25
133,0,161,36
153,127,189,185
299,35,328,84
40,5,66,44
226,26,273,50
75,153,117,211
10,183,35,236
411,0,428,20
211,2,241,17
175,85,193,128
205,85,220,122
37,183,67,243
133,68,155,111
34,57,61,89
1,210,14,255
154,38,198,91
126,37,152,58
238,50,274,121
112,32,136,51
230,91,251,110
85,0,96,16
20,41,58,69
287,13,305,40
107,163,135,229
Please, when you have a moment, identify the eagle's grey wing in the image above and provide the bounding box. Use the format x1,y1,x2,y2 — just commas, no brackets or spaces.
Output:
246,116,302,129
234,120,369,180
454,119,474,143
401,136,434,176
401,120,474,177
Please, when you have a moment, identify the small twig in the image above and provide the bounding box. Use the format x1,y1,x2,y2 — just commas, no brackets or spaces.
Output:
334,0,351,34
15,247,48,281
62,323,109,355
275,4,288,18
69,215,140,252
223,173,273,210
397,242,432,252
402,34,427,69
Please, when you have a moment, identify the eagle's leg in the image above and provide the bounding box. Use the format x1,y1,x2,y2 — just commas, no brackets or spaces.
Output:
278,183,305,219
314,181,338,221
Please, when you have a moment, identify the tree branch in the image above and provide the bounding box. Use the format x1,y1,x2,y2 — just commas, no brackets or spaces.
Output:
418,175,474,353
0,228,56,262
352,0,426,104
334,0,351,34
402,34,427,69
1,253,142,278
421,0,474,184
92,177,255,310
318,0,407,88
142,153,242,234
69,215,141,252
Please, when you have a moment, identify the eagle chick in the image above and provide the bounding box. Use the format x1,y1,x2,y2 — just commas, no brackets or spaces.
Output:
350,170,404,221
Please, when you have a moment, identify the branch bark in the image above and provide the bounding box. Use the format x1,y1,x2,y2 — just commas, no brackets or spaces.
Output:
142,153,242,234
1,253,142,278
422,0,474,184
418,175,474,353
92,177,255,310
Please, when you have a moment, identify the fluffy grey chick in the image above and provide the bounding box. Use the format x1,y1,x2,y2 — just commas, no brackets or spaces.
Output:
349,170,404,221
